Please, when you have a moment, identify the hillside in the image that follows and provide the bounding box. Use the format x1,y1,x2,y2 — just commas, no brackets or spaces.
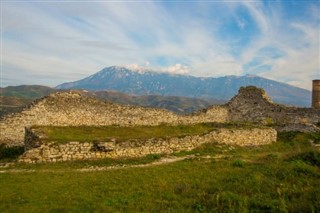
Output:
0,85,56,99
0,85,223,115
56,66,312,107
0,96,33,118
87,90,224,114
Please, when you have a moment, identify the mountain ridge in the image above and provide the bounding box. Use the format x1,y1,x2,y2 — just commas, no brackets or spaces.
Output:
56,66,311,107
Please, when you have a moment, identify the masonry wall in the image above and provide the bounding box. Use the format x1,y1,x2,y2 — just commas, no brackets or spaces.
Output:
0,92,228,147
19,127,277,163
312,80,320,109
1,87,319,147
226,86,320,125
0,92,180,146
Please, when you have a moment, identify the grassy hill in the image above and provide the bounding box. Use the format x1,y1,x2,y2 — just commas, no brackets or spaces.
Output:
0,85,56,99
89,90,224,114
0,85,224,117
0,132,319,212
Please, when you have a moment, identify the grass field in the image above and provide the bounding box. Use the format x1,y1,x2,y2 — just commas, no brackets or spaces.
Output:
32,123,258,143
0,132,319,212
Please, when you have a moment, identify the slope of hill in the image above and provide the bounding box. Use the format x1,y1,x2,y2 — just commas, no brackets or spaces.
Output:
57,66,312,107
0,86,222,116
87,90,224,114
0,96,33,118
0,85,56,99
0,85,56,118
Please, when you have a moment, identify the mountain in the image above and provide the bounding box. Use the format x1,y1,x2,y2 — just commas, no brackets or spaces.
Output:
0,85,222,117
57,66,312,107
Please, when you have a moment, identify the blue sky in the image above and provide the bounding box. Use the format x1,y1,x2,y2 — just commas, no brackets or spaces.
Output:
1,0,319,90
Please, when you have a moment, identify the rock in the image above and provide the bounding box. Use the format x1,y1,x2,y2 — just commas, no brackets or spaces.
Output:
19,127,277,163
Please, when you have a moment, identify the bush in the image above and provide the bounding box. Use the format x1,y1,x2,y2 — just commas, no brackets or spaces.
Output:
289,151,320,167
146,154,161,160
310,132,320,144
232,159,245,167
0,143,24,160
263,117,274,126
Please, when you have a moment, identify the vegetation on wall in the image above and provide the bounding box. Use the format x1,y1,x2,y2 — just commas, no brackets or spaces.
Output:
32,123,261,144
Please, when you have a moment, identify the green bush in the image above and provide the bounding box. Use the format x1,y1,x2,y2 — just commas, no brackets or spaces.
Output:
0,143,24,160
310,132,320,144
146,154,161,160
232,159,245,167
289,151,320,167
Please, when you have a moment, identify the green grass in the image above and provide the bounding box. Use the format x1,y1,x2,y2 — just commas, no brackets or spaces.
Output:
0,132,319,212
33,123,259,143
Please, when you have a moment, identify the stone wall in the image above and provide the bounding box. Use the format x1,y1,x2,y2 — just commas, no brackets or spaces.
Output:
0,92,180,146
226,86,320,125
0,92,228,146
182,105,229,124
1,87,319,147
19,127,277,163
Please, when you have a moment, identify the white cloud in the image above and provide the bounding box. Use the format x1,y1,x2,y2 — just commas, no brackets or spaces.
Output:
259,22,320,90
241,1,270,34
125,64,140,71
125,63,189,75
1,1,319,90
232,1,319,90
236,17,246,29
161,64,189,75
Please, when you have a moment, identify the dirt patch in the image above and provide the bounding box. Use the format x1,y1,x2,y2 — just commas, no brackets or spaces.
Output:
0,154,232,173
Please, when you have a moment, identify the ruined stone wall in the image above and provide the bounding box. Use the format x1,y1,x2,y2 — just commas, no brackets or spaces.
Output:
1,87,319,147
181,105,229,124
224,86,320,125
19,127,277,163
0,92,180,146
0,92,228,146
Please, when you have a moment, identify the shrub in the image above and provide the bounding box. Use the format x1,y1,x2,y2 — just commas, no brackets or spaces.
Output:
0,143,24,160
263,117,274,126
266,153,278,160
289,151,320,167
310,132,320,144
146,154,161,160
277,132,317,147
232,159,245,167
192,202,206,212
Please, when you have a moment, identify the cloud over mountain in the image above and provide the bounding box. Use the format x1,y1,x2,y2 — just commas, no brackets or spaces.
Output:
56,66,312,107
2,1,319,89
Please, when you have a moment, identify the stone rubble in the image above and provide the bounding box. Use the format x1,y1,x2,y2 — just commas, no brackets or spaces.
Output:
19,127,277,163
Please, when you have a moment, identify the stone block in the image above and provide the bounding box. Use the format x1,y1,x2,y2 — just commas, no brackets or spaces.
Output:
69,141,79,145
